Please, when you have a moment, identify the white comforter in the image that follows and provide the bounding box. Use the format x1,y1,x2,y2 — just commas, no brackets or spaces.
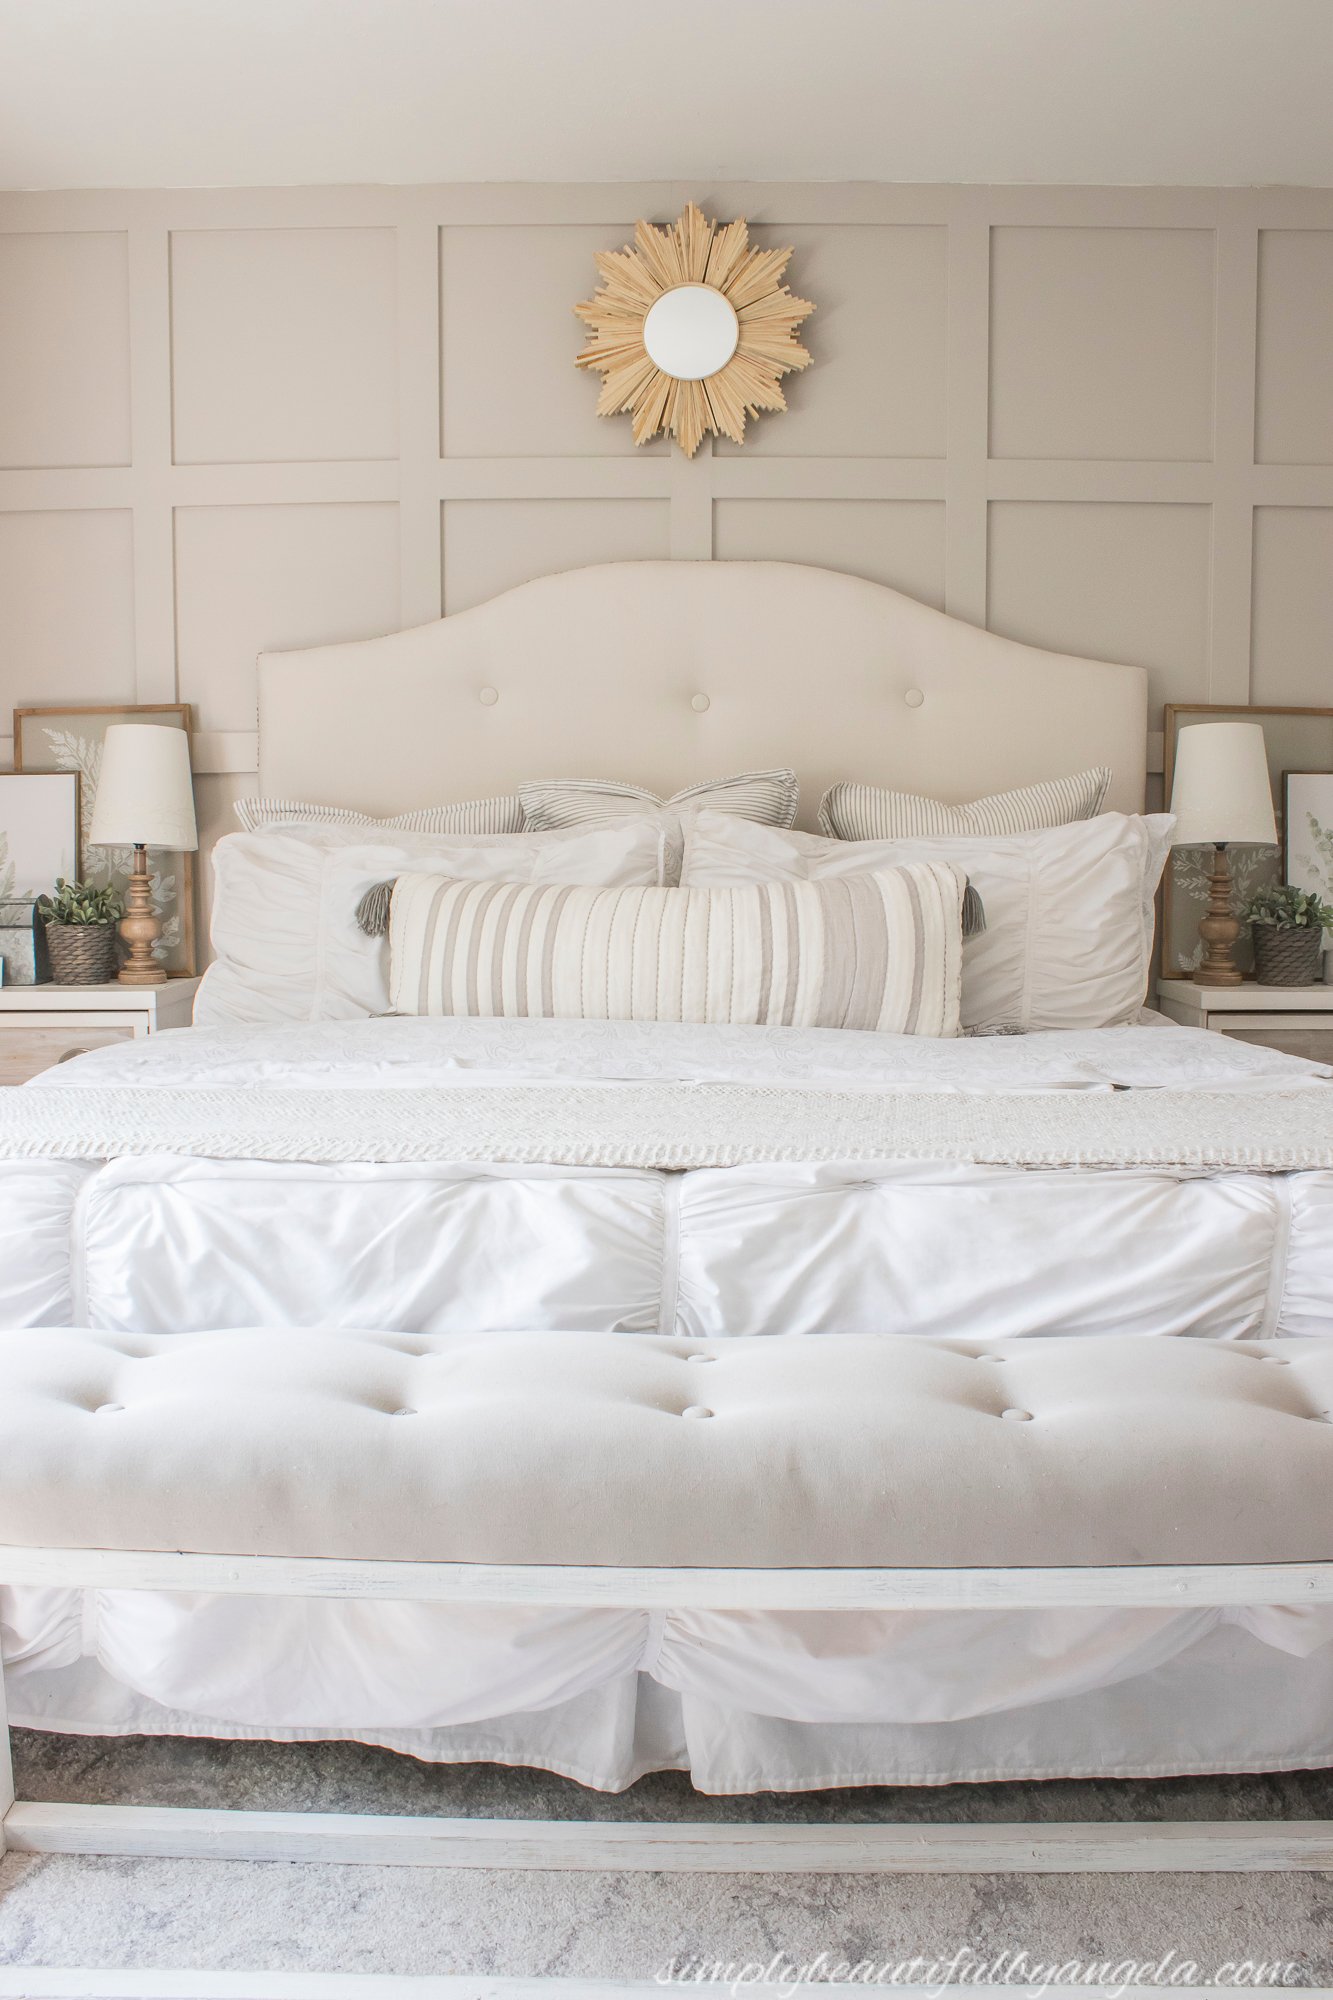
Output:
4,1012,1330,1341
3,1013,1332,1789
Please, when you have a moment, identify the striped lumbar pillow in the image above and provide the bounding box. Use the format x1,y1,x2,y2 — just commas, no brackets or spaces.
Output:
817,768,1111,841
235,795,524,836
386,863,970,1036
519,770,799,833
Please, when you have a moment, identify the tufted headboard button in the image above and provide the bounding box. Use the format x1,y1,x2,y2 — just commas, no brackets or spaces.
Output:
1001,1407,1033,1422
690,693,711,713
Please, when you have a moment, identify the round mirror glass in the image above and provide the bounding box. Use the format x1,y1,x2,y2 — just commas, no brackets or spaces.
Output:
643,283,739,381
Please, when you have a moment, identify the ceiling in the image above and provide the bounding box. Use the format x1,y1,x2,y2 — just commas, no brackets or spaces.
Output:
2,0,1331,192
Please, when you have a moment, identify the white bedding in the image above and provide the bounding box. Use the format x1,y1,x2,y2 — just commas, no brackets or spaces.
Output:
3,1012,1332,1789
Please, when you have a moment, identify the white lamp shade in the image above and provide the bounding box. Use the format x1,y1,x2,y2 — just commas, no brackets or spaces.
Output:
1168,722,1277,849
89,725,198,852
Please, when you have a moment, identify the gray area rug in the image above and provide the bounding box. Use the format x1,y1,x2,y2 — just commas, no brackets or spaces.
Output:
2,1733,1333,1985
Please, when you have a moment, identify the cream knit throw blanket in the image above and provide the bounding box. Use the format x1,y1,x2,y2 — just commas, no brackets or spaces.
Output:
2,1084,1332,1171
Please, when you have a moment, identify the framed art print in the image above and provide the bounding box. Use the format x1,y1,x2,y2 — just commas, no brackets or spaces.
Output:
1161,705,1333,977
13,703,197,975
0,772,80,904
1284,771,1333,942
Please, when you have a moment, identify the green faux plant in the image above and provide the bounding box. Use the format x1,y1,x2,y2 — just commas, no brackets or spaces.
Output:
1240,882,1333,931
37,878,124,927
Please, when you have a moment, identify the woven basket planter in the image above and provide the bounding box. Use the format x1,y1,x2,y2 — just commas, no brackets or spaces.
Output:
45,921,119,986
1251,924,1325,987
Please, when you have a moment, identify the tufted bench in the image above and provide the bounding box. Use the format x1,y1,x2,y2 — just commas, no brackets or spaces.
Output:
2,1325,1333,1877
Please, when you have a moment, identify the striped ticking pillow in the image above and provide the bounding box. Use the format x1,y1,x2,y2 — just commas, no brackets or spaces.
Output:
235,795,524,836
519,770,798,833
817,768,1111,842
386,863,970,1037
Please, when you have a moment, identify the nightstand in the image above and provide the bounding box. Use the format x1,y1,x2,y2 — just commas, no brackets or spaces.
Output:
1156,977,1333,1063
0,977,200,1086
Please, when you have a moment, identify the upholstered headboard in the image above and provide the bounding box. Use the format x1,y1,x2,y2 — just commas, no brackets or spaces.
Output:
258,561,1147,825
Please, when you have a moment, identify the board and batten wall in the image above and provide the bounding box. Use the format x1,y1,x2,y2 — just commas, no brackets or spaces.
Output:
1,180,1332,951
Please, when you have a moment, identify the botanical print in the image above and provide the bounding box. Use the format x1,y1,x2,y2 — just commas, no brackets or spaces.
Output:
1285,772,1333,946
14,706,195,974
0,825,14,904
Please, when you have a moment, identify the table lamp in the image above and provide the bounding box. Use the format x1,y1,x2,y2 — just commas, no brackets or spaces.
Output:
1168,721,1277,986
89,724,197,986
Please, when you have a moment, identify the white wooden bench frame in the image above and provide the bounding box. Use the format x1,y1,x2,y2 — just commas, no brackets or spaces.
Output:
3,1548,1333,1874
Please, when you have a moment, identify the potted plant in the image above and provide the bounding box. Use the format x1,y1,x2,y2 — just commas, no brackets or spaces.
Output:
1240,882,1333,987
36,878,124,985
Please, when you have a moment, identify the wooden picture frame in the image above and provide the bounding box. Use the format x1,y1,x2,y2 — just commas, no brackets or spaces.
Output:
1161,704,1333,978
13,704,197,977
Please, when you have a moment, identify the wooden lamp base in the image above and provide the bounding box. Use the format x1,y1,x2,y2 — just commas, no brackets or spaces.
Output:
1193,841,1245,987
117,844,167,986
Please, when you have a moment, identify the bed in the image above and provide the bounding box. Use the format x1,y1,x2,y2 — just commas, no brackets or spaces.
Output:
2,559,1333,1801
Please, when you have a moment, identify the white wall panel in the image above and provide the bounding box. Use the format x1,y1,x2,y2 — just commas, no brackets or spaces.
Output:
1251,507,1333,706
715,225,948,459
713,499,945,607
0,232,130,469
987,500,1212,709
171,227,398,464
0,509,136,717
1256,231,1333,466
441,498,668,614
175,502,399,731
989,226,1215,462
440,224,663,458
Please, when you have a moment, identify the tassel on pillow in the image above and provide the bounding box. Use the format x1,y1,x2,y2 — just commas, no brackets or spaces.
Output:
356,880,396,938
961,880,985,938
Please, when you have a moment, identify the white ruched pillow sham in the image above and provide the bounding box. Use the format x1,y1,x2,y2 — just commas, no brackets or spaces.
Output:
387,863,970,1037
195,818,669,1028
680,810,1174,1033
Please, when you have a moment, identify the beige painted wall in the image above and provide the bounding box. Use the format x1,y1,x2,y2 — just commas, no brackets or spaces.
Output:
2,180,1332,949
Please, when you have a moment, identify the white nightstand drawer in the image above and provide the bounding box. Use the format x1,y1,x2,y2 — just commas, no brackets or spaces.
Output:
0,976,201,1083
0,1023,137,1086
1157,978,1333,1060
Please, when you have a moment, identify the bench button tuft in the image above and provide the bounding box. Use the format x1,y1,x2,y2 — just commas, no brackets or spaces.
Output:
95,1403,123,1415
682,1405,714,1420
1001,1407,1033,1422
688,1354,717,1365
392,1407,417,1418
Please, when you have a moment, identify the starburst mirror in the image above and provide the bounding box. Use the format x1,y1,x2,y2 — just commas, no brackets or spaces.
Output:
575,203,815,456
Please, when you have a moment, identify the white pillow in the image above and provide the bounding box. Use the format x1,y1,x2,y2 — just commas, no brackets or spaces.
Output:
195,818,668,1027
681,810,1174,1033
234,795,523,836
518,769,799,883
818,768,1110,840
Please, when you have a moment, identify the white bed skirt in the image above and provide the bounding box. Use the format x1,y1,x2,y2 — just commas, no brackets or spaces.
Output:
9,1624,1333,1794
